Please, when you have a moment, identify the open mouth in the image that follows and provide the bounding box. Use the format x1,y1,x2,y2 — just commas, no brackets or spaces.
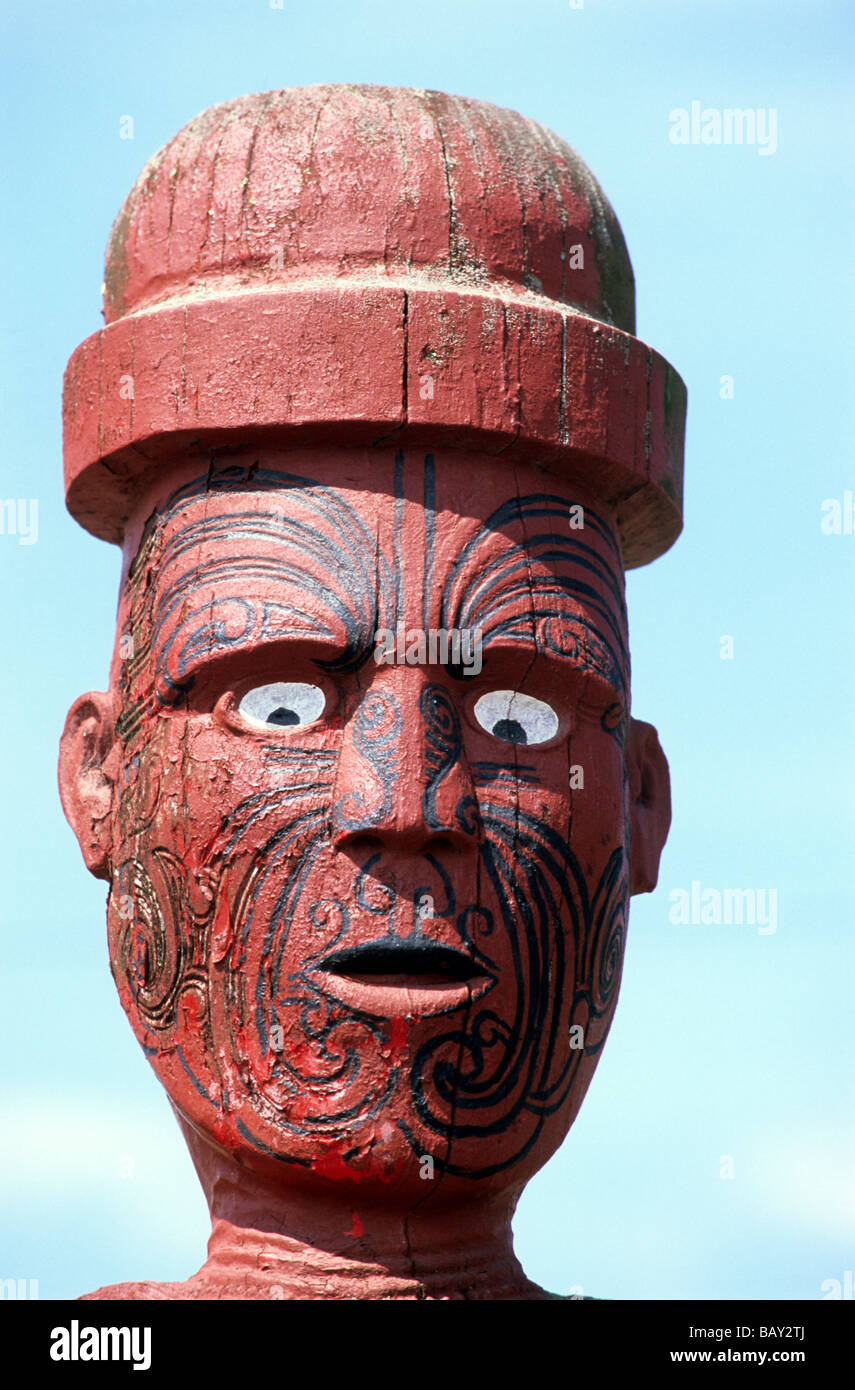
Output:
310,939,494,1017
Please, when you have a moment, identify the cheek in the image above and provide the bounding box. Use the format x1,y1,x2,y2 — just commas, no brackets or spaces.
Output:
560,730,632,1055
564,724,630,855
107,717,270,1052
115,717,283,850
511,728,631,1055
491,723,629,871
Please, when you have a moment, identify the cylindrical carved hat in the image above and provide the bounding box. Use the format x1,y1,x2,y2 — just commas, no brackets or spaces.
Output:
62,84,686,567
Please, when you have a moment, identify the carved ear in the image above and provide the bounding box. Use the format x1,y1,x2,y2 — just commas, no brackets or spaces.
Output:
58,692,119,881
626,717,671,896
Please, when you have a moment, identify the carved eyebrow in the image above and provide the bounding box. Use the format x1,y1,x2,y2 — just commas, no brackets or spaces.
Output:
147,549,371,636
476,622,627,701
148,595,373,707
124,485,393,693
146,488,389,612
438,493,629,676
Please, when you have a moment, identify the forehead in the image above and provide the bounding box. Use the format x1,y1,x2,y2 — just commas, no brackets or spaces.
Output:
127,456,625,605
118,454,630,698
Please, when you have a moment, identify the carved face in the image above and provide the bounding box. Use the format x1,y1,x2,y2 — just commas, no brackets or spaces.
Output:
65,447,668,1200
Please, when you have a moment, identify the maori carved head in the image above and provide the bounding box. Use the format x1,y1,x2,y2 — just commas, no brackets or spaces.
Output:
58,86,685,1290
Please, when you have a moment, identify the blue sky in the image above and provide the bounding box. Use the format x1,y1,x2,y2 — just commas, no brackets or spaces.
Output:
1,0,852,1300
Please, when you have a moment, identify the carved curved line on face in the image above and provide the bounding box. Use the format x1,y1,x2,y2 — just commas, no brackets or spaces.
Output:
229,811,331,961
350,854,400,927
123,771,627,1167
224,826,403,1134
407,814,627,1176
422,853,456,922
331,689,402,831
222,822,402,1131
151,556,373,706
587,845,628,1017
175,1045,216,1108
410,813,576,1130
111,846,216,1033
442,495,626,618
419,682,464,832
471,761,539,787
210,778,333,862
155,584,338,707
112,855,185,1029
143,467,394,638
227,788,621,1158
438,494,629,696
118,470,397,740
233,1116,313,1165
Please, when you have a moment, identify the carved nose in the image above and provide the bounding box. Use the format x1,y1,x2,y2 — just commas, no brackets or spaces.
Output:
331,678,478,852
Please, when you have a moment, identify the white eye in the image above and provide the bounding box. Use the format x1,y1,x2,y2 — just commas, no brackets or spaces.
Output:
473,690,559,746
237,682,325,730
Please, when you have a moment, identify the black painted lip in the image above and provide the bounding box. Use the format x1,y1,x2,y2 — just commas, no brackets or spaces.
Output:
315,939,483,984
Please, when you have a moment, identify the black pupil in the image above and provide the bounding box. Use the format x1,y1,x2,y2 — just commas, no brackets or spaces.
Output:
492,718,527,745
267,706,300,726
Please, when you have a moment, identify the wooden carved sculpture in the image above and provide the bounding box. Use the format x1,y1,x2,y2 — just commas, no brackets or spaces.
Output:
59,85,686,1300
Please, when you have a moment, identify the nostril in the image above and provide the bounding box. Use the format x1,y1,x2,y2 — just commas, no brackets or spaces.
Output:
426,834,457,854
340,832,384,855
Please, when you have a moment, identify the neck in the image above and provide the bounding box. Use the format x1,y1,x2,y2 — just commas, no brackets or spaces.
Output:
179,1120,545,1300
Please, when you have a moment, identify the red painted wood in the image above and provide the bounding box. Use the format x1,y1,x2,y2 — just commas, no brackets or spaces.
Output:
62,84,685,567
59,87,683,1300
